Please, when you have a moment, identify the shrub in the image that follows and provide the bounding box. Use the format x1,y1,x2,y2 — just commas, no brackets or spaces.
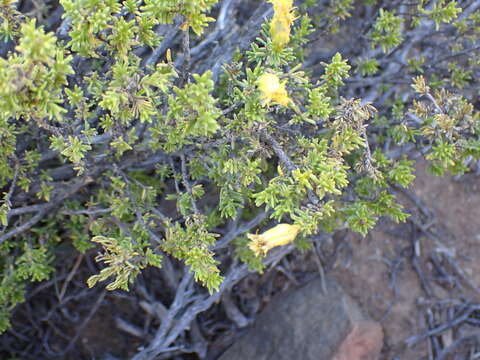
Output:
0,0,479,357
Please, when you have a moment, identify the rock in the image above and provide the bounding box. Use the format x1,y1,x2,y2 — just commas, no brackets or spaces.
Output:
332,321,384,360
218,277,383,360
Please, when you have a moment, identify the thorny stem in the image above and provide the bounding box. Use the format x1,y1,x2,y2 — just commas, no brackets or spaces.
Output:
47,290,107,357
5,159,19,206
181,25,191,86
436,333,480,360
222,101,243,116
180,154,200,215
261,129,319,205
0,176,93,244
260,130,296,173
0,158,19,233
168,156,182,195
406,304,480,346
425,92,444,114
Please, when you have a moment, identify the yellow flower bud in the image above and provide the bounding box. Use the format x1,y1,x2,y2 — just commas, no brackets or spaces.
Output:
166,48,172,63
247,223,301,256
257,73,291,107
267,0,297,50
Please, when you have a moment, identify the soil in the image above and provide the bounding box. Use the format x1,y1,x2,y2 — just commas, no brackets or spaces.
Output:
331,159,480,359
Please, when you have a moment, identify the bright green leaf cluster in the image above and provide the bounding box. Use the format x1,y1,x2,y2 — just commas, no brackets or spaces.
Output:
371,9,403,53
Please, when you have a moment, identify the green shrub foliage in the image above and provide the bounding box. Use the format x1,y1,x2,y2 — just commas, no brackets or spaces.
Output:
0,0,479,334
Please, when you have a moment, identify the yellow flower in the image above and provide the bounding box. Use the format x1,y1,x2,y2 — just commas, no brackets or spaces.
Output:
268,0,295,23
270,16,291,50
257,73,291,107
247,223,301,256
267,0,296,49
